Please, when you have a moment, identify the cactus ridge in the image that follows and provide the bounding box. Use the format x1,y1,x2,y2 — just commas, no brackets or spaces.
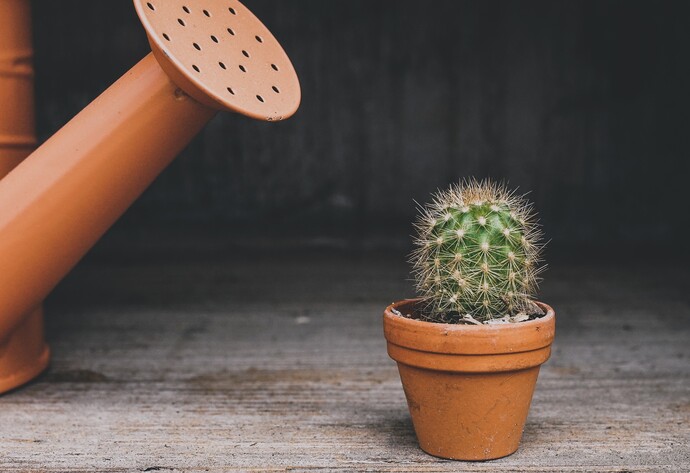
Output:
411,179,545,322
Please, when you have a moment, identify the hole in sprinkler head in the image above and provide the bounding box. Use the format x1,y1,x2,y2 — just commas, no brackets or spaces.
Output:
227,27,235,36
203,9,211,17
242,50,250,58
271,63,279,71
182,5,190,13
256,95,264,103
192,64,200,72
229,7,237,15
162,33,170,41
227,87,235,95
147,2,155,11
211,35,219,43
178,18,186,26
219,62,226,70
272,86,280,93
255,35,263,43
193,43,201,51
239,65,246,72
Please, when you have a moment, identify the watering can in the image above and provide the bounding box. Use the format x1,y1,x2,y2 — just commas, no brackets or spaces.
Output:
0,0,301,393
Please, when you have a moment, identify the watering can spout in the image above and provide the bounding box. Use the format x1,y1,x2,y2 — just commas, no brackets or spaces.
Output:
0,55,215,391
0,0,300,393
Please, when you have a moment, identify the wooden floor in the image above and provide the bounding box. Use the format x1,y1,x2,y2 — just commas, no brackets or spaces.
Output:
1,242,688,472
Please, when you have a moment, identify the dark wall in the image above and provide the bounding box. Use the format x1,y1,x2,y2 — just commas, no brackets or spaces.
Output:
32,1,690,248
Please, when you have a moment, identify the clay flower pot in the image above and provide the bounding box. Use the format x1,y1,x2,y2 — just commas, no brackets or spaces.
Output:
383,298,556,461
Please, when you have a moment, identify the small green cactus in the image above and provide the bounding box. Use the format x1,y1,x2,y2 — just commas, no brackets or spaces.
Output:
410,179,545,323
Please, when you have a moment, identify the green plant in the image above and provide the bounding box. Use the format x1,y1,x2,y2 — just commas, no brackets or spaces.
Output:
410,179,545,323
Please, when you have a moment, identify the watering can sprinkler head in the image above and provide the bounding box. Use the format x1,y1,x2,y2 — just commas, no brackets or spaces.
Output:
0,0,300,394
135,0,300,120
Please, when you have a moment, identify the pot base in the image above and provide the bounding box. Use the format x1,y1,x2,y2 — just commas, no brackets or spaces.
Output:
399,363,540,460
0,307,50,394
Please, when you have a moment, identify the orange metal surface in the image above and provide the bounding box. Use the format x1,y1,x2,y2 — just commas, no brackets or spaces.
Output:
384,299,556,460
136,0,300,120
0,0,50,394
0,307,49,394
0,0,300,394
0,53,215,342
0,0,36,164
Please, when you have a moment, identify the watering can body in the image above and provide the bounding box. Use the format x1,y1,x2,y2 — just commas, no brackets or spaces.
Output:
0,0,50,393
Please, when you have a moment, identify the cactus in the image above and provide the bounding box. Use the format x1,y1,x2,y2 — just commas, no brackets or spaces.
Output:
410,179,544,323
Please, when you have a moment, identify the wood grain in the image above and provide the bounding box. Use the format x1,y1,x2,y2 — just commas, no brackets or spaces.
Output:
1,244,687,472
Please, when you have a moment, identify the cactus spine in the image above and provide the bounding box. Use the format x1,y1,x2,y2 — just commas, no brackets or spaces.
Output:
411,179,544,323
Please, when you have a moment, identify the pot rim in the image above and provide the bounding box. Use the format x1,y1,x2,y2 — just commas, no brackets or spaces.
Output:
384,298,555,355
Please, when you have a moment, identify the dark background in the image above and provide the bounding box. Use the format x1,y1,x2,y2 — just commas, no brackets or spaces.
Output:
32,0,690,257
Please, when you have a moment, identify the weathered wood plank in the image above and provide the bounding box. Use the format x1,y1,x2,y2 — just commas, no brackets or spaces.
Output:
0,248,688,472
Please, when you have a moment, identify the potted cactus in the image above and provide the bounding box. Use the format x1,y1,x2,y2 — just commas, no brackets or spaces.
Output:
383,179,556,461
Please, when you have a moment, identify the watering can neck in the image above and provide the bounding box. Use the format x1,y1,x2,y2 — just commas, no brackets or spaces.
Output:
0,53,216,340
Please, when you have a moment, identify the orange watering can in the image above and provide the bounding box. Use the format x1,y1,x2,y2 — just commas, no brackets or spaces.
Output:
0,0,301,394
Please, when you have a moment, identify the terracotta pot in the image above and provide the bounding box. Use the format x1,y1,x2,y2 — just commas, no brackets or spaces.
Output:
383,298,555,461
